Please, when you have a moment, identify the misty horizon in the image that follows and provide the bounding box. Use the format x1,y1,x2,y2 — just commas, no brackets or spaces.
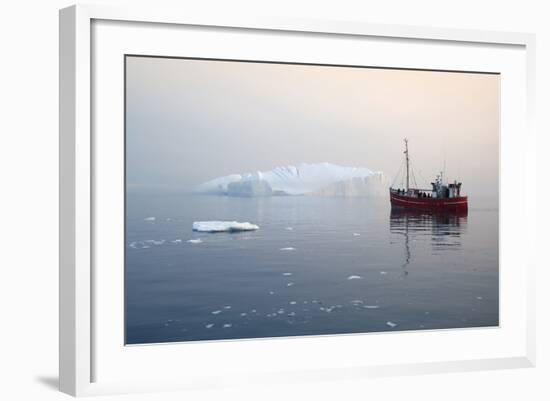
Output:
126,56,499,202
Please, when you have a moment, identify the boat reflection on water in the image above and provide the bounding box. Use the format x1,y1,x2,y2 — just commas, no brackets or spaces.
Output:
389,208,468,274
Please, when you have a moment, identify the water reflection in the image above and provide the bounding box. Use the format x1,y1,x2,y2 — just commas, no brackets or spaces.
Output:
390,209,468,272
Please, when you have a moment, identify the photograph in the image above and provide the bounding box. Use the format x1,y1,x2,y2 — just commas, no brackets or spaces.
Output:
124,55,499,345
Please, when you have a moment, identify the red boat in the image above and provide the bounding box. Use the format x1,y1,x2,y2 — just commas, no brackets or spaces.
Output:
389,139,468,212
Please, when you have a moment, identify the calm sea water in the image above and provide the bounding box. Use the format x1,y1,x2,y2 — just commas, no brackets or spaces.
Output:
125,193,498,344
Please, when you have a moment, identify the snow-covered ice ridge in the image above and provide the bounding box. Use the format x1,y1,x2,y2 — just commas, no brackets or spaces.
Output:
192,221,259,233
195,162,387,197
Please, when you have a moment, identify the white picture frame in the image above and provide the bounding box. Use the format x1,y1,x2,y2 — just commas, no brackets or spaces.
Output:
59,4,536,397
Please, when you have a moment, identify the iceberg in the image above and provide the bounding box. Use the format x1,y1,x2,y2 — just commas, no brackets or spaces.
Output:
195,162,388,197
192,221,259,233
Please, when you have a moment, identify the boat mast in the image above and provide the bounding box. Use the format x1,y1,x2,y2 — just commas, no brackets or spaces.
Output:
404,138,409,191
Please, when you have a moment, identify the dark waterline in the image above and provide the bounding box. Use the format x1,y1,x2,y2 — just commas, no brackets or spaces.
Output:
125,193,498,344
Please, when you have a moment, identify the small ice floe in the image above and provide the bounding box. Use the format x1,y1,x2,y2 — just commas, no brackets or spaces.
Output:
240,313,247,317
380,271,388,275
205,323,214,329
289,301,297,305
386,321,398,328
223,323,232,328
287,312,296,317
171,239,182,244
347,275,362,280
424,311,430,315
192,221,259,233
145,239,165,246
277,309,285,314
144,217,156,221
129,242,139,249
363,305,380,309
251,309,257,313
280,247,296,251
476,296,483,300
350,300,364,305
285,227,294,231
269,291,275,295
282,272,293,276
187,239,203,244
324,307,335,313
287,282,295,287
211,310,222,315
224,306,231,310
353,233,361,236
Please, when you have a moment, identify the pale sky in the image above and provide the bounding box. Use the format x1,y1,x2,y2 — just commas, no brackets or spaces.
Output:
126,56,499,200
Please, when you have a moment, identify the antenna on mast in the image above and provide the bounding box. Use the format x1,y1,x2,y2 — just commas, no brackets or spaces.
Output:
404,138,409,192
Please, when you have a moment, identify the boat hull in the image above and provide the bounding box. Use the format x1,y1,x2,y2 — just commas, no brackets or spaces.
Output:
390,191,468,212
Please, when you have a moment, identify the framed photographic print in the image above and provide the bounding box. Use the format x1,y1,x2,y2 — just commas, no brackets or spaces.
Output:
60,4,536,396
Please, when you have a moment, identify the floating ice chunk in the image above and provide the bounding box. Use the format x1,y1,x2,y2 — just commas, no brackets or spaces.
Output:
211,310,222,315
277,309,285,314
196,162,380,196
144,239,165,245
240,313,247,317
287,312,296,317
129,242,139,249
192,221,259,233
282,272,293,276
171,239,182,244
289,301,297,305
280,247,296,251
187,239,203,244
476,296,483,300
386,321,398,328
223,323,232,328
347,275,362,280
353,233,361,236
144,217,156,221
224,306,231,310
380,271,388,275
363,305,380,309
269,291,275,295
350,300,364,305
285,227,294,231
287,282,295,287
251,309,257,313
205,323,214,329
